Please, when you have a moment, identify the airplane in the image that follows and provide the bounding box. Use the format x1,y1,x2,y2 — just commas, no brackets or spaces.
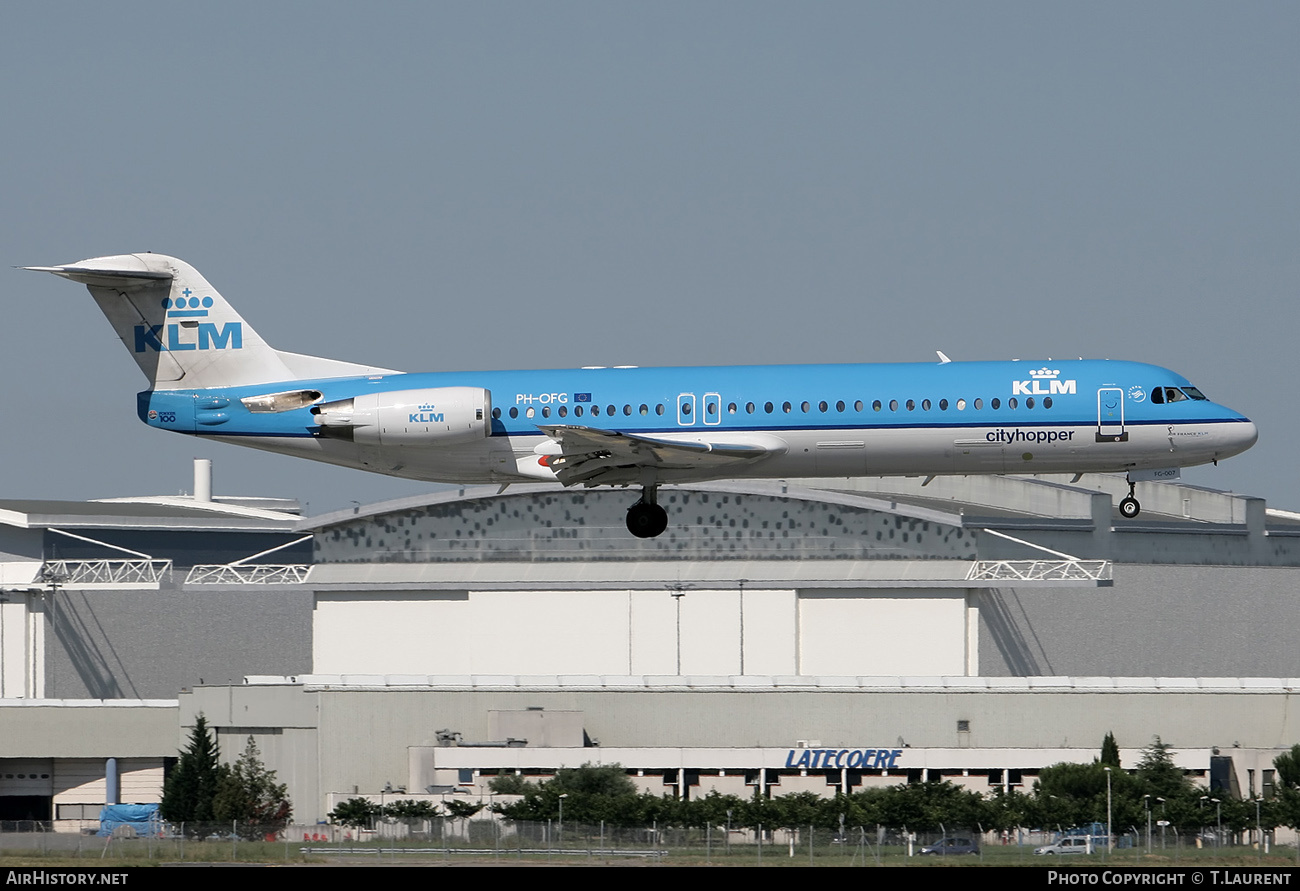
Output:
26,253,1258,538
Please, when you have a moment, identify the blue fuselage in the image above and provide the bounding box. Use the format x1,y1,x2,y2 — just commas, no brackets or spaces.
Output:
137,359,1256,486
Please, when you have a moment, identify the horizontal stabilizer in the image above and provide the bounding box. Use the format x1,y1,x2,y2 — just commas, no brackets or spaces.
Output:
23,260,172,289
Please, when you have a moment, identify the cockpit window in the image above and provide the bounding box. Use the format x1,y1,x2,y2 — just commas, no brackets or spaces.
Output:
1151,386,1193,405
1182,386,1208,401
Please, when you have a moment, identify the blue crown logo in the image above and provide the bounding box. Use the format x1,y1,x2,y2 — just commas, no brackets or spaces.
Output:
163,288,214,318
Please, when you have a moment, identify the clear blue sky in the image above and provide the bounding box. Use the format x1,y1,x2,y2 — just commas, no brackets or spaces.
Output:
3,2,1296,513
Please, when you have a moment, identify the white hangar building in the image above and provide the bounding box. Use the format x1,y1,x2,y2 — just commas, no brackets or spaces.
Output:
1,468,1299,825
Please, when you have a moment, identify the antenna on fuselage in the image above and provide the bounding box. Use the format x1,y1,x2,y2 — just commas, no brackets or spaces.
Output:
936,350,952,364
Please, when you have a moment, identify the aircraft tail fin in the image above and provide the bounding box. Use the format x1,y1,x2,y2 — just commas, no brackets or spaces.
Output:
26,254,394,390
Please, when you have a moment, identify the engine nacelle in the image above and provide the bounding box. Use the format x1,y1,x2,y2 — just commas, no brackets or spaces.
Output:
312,387,491,447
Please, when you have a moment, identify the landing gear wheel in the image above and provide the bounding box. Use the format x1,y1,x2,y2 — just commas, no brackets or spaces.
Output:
1119,496,1141,519
626,501,669,538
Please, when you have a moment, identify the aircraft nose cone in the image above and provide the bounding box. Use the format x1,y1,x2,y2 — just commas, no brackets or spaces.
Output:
1228,418,1259,456
1241,419,1259,449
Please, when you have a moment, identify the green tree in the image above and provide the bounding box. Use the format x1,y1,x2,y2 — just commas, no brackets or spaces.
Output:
1135,736,1189,799
550,762,638,799
487,773,535,795
677,790,747,829
443,800,483,820
492,763,644,825
212,735,292,835
384,799,441,820
160,714,225,824
329,797,379,828
1274,744,1300,831
1276,744,1300,789
1101,732,1121,768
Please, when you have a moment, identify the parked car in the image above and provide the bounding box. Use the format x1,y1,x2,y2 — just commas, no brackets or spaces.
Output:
1034,836,1095,855
920,837,980,855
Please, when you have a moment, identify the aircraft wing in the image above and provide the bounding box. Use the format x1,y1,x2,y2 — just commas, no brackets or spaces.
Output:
537,425,787,487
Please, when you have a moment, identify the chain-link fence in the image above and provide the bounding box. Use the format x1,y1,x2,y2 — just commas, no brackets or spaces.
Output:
0,820,1294,865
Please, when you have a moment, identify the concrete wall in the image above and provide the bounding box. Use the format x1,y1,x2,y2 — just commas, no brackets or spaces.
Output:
313,587,975,678
45,587,314,699
980,564,1300,677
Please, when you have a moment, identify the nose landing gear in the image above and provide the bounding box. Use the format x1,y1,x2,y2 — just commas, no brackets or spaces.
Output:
626,488,668,538
1118,476,1141,519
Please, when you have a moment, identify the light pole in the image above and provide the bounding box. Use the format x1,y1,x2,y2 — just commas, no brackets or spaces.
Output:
1255,797,1263,860
1144,794,1152,854
1199,795,1207,848
1200,795,1221,852
666,583,692,675
1104,767,1113,855
1157,797,1166,850
558,792,568,848
1206,796,1216,853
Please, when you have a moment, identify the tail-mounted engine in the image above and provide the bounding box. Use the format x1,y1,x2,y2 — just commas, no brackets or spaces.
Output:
312,387,492,446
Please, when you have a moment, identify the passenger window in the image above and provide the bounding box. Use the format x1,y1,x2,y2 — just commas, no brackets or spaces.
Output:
679,403,689,416
921,399,931,411
854,400,863,411
1026,397,1034,409
607,405,616,416
706,401,717,416
991,398,1000,410
1008,398,1017,409
727,403,737,414
764,402,774,413
492,407,501,419
639,404,648,415
558,406,567,417
836,400,845,412
782,401,792,413
575,405,584,417
526,407,536,419
972,398,981,410
956,399,965,410
746,402,755,414
509,407,519,418
939,399,949,410
819,400,829,412
656,404,665,415
541,406,551,418
801,401,810,412
873,400,882,412
1043,396,1052,409
889,399,898,411
906,399,915,411
591,404,601,416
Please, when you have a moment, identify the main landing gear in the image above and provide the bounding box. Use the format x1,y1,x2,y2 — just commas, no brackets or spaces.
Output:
1119,476,1142,519
626,487,668,538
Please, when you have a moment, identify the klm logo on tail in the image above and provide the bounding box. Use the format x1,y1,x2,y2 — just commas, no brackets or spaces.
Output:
134,322,242,352
134,290,242,352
